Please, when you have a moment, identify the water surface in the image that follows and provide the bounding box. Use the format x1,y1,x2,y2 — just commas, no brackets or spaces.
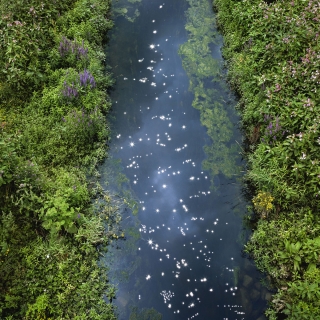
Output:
103,1,269,319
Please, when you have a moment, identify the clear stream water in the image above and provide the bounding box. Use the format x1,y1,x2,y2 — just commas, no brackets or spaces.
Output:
102,0,270,319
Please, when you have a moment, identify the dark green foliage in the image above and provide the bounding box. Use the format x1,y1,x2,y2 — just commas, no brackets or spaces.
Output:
0,0,119,318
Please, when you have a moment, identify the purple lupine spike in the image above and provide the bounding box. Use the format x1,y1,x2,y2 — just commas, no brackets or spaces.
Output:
80,73,84,86
59,43,63,56
89,76,96,88
79,69,96,88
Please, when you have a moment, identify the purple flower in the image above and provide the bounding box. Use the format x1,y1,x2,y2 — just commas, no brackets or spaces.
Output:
274,83,281,92
62,82,78,99
79,69,96,88
59,37,88,59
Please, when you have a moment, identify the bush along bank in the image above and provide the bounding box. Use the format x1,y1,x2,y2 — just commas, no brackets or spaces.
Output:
213,0,320,319
0,0,120,318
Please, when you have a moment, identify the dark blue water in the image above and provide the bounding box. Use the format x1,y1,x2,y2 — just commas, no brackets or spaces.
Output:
103,1,269,319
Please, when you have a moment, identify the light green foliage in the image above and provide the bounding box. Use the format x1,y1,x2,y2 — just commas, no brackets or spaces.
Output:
40,196,79,234
26,294,53,320
57,0,113,44
213,0,320,317
179,0,240,186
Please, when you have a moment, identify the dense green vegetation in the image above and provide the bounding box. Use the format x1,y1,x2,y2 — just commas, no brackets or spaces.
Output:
0,0,121,318
213,0,320,318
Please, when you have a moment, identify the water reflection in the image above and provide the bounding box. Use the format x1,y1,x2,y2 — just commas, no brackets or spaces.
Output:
103,0,269,319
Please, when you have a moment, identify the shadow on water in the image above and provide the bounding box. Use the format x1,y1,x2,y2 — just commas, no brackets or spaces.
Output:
101,0,272,319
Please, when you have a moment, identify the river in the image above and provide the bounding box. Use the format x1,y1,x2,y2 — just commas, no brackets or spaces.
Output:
102,0,270,319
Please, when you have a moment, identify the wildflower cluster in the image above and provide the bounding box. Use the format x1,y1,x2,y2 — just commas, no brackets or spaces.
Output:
79,69,96,88
261,115,284,145
61,69,97,100
59,36,88,59
252,191,274,217
62,81,78,99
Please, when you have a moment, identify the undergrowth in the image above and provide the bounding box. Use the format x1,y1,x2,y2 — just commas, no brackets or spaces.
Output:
0,0,120,318
214,0,320,318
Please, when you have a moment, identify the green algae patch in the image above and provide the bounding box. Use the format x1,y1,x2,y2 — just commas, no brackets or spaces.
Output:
179,0,241,188
129,307,162,320
112,0,142,23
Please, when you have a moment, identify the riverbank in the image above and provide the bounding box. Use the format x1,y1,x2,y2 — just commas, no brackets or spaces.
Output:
213,0,320,318
0,0,120,318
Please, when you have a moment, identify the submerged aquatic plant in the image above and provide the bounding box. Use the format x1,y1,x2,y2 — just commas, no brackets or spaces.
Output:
178,0,240,188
